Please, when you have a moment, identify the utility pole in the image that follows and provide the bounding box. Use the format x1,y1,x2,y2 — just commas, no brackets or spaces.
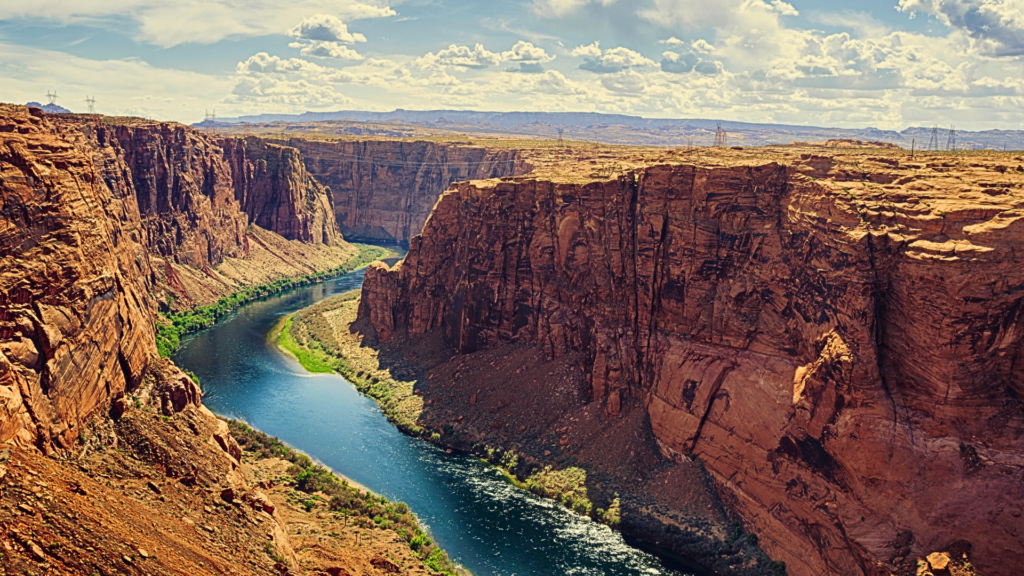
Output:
204,109,217,134
928,126,940,151
713,123,728,147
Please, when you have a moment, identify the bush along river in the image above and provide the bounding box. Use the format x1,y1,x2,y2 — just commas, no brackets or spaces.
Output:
172,249,697,576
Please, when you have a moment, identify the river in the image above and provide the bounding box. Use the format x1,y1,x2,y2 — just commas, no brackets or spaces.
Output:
172,252,695,576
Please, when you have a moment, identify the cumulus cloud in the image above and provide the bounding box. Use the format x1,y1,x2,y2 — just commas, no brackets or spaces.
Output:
898,0,1024,56
531,0,618,18
660,37,686,46
502,41,556,63
237,53,326,75
297,42,364,60
0,0,396,48
229,76,351,107
288,14,366,43
660,50,723,74
572,42,655,73
415,43,502,70
691,39,716,53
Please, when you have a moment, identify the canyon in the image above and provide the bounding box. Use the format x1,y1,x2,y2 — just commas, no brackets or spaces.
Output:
2,97,1018,576
287,138,529,244
359,148,1024,575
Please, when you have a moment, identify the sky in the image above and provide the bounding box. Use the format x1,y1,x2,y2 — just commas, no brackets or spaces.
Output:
1,0,1023,130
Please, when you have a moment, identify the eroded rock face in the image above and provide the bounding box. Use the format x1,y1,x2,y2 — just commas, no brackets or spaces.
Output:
0,105,159,451
360,162,1024,575
222,137,340,246
0,106,346,451
289,139,529,244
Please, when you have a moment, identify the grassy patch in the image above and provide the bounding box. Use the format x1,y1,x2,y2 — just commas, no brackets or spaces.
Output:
227,420,462,576
156,243,390,358
275,317,335,373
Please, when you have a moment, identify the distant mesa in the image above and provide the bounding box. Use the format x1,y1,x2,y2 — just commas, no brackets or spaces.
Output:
26,101,71,114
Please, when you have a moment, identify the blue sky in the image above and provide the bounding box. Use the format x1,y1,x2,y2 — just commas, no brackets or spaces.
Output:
1,0,1022,129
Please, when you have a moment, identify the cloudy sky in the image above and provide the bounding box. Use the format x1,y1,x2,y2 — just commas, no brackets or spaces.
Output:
1,0,1023,129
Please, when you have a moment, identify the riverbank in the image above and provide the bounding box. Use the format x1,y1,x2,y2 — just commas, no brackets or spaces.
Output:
228,420,467,576
275,293,787,576
157,244,394,358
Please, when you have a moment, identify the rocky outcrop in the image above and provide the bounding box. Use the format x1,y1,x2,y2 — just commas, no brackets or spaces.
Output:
360,159,1024,575
0,105,351,451
223,137,340,246
289,139,529,244
0,105,158,451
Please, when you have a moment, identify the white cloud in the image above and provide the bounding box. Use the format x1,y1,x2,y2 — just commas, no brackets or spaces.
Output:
572,42,655,73
237,53,327,75
502,41,556,63
414,44,502,70
692,39,716,52
0,0,395,48
898,0,1024,56
0,41,234,120
660,37,686,46
531,0,618,18
228,76,352,107
288,14,366,43
298,42,365,60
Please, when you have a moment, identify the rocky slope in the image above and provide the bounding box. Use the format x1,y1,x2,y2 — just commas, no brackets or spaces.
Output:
0,104,350,450
359,149,1024,575
287,138,529,244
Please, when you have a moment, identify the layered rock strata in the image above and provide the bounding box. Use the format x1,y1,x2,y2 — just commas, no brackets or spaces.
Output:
0,105,349,450
360,155,1024,575
0,106,159,451
288,138,529,244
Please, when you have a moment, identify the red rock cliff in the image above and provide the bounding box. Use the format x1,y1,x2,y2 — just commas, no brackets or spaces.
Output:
288,139,529,244
359,158,1024,576
0,106,159,451
0,106,349,452
222,137,340,246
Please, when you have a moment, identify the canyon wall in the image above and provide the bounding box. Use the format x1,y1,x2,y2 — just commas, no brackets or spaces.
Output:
360,162,1024,575
223,137,340,246
288,138,529,244
0,106,159,451
0,105,349,451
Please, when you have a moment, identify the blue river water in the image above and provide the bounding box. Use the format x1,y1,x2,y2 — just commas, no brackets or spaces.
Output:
172,255,693,576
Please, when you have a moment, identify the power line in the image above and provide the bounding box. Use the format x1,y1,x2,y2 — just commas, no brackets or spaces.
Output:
713,123,727,147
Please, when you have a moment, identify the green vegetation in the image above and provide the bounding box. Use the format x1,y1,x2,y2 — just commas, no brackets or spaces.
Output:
276,317,334,373
155,244,389,358
227,420,461,576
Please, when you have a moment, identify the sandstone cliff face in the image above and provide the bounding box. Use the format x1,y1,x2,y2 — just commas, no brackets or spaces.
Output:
0,105,158,451
0,105,351,451
360,159,1024,576
289,139,529,244
223,137,340,246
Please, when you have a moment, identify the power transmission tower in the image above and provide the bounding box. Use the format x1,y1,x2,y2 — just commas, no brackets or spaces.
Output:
85,96,96,114
243,122,251,137
557,128,564,147
46,90,58,105
928,126,940,151
946,126,956,152
713,123,728,147
204,109,217,134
